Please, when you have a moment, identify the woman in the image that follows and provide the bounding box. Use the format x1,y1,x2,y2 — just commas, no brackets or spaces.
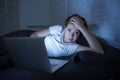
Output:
30,14,104,57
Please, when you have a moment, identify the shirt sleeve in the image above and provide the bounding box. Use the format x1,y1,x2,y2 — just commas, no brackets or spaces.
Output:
49,25,63,35
67,43,79,56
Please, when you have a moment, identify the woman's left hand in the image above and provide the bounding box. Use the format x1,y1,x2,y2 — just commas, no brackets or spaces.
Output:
70,17,87,31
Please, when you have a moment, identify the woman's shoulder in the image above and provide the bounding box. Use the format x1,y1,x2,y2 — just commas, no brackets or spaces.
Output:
49,25,64,34
50,25,63,29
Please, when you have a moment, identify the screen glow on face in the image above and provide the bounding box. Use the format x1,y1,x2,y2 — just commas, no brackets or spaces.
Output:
63,23,81,43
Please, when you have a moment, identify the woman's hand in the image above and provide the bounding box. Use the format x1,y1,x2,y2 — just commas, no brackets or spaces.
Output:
69,17,87,31
70,17,104,54
30,28,50,37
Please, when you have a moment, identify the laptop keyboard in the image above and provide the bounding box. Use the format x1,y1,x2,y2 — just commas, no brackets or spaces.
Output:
51,64,57,68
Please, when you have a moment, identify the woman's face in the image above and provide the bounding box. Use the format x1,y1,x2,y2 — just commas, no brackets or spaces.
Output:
63,23,81,43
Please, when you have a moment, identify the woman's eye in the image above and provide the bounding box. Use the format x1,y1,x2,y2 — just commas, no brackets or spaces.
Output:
68,29,71,32
75,32,79,34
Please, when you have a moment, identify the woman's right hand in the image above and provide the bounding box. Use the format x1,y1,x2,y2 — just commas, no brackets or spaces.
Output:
30,28,50,37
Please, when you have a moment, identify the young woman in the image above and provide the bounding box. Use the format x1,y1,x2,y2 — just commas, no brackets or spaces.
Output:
30,14,104,57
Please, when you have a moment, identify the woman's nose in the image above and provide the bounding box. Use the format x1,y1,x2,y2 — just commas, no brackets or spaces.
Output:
70,33,74,38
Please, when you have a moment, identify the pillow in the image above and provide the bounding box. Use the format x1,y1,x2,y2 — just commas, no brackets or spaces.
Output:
0,55,14,70
0,37,8,56
73,42,120,65
2,30,35,37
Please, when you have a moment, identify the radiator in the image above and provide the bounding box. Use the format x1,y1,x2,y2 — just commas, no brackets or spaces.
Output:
26,25,50,31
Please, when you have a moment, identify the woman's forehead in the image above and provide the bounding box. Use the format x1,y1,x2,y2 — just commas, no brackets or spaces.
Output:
67,23,79,30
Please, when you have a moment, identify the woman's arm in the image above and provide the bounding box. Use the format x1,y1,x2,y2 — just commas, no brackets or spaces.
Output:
30,28,50,37
75,31,104,54
70,18,104,54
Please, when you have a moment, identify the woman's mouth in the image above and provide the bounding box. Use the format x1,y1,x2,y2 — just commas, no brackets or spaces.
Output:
69,38,73,41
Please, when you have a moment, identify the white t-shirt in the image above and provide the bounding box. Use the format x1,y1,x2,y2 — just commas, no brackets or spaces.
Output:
44,25,79,57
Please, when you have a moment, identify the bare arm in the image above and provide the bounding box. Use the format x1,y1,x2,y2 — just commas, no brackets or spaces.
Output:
76,31,104,54
30,28,50,37
70,18,104,54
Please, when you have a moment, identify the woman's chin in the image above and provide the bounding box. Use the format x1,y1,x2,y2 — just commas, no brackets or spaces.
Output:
65,40,74,43
63,38,75,43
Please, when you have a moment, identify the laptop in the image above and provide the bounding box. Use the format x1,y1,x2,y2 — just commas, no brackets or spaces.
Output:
4,37,69,73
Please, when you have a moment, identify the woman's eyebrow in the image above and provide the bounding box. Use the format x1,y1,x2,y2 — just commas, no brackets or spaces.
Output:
74,29,79,31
